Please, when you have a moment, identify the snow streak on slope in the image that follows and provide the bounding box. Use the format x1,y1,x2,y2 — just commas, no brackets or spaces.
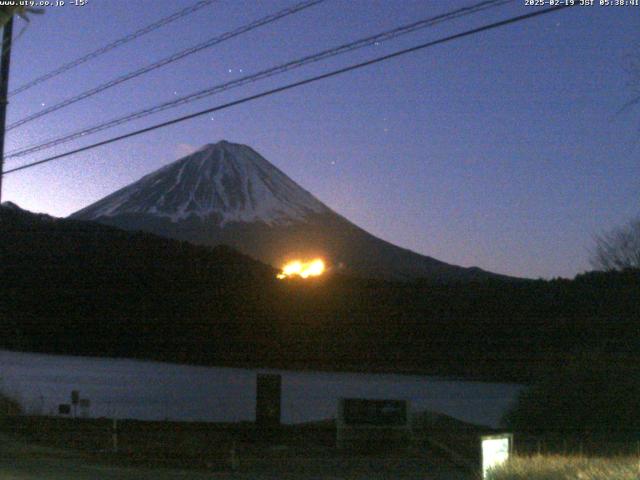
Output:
73,141,330,226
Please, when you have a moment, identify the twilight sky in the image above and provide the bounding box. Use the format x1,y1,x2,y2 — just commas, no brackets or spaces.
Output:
2,0,638,279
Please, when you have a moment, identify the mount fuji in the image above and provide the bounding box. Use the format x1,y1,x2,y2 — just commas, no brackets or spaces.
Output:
71,140,508,282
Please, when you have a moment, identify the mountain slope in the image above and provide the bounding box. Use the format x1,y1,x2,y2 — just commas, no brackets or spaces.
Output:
71,140,510,282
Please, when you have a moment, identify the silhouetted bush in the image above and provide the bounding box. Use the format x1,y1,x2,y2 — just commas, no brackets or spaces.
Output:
502,359,640,437
0,390,22,417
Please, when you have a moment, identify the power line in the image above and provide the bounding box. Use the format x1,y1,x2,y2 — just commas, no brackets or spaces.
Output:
6,0,514,161
3,4,572,177
5,0,324,131
9,0,218,97
7,0,511,159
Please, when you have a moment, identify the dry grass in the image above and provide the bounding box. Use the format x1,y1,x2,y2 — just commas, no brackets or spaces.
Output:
489,454,640,480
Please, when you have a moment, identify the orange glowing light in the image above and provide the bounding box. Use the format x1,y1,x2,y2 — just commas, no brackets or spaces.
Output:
277,259,325,279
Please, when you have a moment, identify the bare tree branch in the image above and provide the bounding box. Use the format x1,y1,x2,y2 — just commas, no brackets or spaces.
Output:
590,217,640,271
618,54,640,115
0,6,43,28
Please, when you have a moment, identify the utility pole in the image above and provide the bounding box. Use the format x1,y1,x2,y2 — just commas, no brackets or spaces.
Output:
0,16,13,203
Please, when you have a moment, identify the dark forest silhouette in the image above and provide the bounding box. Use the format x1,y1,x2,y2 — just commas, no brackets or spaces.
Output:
2,204,639,383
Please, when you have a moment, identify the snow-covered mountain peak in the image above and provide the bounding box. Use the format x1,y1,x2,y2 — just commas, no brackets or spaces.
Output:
71,141,330,226
1,201,22,211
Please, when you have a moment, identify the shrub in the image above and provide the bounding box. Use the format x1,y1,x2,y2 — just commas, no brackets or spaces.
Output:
0,388,22,416
502,359,640,437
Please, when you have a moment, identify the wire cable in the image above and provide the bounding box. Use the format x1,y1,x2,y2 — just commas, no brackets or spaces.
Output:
6,0,324,131
9,0,218,97
5,0,514,160
2,4,572,177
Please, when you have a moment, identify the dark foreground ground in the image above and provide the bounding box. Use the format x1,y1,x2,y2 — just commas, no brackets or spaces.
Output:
0,435,472,480
0,416,479,480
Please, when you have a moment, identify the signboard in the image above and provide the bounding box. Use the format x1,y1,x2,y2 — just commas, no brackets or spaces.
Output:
343,399,407,426
481,434,513,479
71,390,79,405
255,374,281,428
337,398,411,450
58,404,71,415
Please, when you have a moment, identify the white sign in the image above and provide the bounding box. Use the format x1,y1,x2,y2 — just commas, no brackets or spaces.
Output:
481,434,512,479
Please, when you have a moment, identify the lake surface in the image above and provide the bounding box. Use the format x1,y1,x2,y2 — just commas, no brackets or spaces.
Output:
0,349,522,428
